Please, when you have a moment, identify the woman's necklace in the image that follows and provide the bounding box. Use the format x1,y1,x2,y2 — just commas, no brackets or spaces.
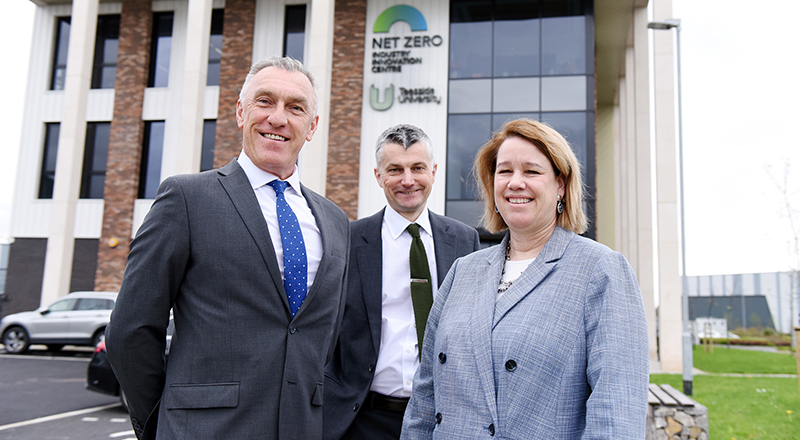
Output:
498,242,513,293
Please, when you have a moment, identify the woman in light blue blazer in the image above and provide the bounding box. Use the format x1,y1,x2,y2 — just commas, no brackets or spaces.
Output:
401,118,649,439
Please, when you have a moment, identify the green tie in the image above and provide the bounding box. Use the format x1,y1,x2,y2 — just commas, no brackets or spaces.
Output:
407,223,433,360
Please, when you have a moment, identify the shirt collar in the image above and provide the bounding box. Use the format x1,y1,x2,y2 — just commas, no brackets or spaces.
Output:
238,150,302,194
384,205,432,240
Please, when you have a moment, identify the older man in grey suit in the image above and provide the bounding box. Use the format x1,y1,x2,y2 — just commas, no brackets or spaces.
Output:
323,125,480,440
106,57,349,440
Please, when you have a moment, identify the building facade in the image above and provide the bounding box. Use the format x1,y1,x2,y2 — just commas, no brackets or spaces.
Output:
687,272,799,334
8,0,684,370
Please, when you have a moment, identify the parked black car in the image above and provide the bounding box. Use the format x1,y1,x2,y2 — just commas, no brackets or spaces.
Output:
86,317,173,409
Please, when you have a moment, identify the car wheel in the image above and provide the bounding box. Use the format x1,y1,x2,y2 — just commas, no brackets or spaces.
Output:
2,326,31,354
92,330,105,348
46,344,65,352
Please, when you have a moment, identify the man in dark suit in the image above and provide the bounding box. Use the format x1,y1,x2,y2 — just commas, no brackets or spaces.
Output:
323,125,480,440
106,57,349,440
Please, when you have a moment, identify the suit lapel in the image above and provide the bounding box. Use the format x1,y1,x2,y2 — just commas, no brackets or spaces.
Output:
356,210,385,354
298,184,336,319
470,237,507,423
429,212,457,286
217,160,287,309
492,227,573,328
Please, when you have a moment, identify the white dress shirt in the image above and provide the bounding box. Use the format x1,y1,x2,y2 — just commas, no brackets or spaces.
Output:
371,206,438,397
237,151,323,291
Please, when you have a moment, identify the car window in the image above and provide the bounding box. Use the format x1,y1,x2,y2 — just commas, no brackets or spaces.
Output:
76,298,114,311
48,298,78,312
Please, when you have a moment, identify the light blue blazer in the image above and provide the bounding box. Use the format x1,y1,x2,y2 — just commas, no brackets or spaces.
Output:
401,227,649,439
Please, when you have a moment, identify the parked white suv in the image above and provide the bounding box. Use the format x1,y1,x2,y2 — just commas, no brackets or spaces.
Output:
1,291,118,354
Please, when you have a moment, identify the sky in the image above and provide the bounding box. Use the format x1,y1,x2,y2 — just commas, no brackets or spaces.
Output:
1,0,799,276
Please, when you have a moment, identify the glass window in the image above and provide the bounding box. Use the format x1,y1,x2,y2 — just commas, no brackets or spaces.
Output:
493,77,540,113
148,12,174,88
139,121,165,199
449,79,492,114
493,19,539,78
91,15,120,89
449,21,492,79
48,298,77,312
80,122,110,199
540,76,587,111
201,120,216,171
493,0,540,77
446,0,594,235
541,16,586,75
39,123,60,199
207,9,224,86
541,0,587,18
541,112,587,166
51,17,71,91
447,114,491,201
492,113,540,132
283,5,306,62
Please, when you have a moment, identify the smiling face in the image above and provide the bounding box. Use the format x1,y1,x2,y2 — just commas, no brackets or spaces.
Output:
494,136,564,239
236,66,318,179
374,142,437,222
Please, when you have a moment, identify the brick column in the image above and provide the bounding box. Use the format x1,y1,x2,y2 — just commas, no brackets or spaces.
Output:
94,0,152,291
213,0,256,168
326,0,367,220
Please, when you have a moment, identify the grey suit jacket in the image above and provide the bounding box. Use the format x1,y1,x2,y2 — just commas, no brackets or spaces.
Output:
400,227,649,439
322,208,480,440
106,160,350,440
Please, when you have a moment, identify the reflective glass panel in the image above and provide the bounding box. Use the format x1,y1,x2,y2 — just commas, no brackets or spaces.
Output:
51,17,71,90
201,120,216,172
493,77,539,112
39,123,60,199
140,121,165,199
492,113,540,132
449,79,492,114
447,114,491,200
541,76,586,111
449,21,492,79
148,12,174,88
206,9,224,86
91,15,120,89
541,16,585,75
283,5,306,62
80,122,110,199
541,111,587,166
494,20,539,77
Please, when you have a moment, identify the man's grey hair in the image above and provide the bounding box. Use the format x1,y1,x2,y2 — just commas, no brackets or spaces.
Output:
375,124,435,167
239,56,319,117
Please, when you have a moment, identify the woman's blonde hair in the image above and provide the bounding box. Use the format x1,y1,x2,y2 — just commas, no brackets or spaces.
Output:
472,118,587,234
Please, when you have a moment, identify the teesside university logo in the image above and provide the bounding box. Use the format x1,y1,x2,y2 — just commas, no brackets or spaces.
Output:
369,4,443,111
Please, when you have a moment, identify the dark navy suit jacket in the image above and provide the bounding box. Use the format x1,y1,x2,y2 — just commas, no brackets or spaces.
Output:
322,208,480,440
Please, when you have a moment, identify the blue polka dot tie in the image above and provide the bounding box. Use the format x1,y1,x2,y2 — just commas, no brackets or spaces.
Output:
268,180,308,317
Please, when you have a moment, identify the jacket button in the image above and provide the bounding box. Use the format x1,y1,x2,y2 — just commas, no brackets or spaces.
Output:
353,403,360,411
438,352,447,363
505,359,517,372
488,423,495,436
289,327,297,334
435,412,442,424
368,364,375,372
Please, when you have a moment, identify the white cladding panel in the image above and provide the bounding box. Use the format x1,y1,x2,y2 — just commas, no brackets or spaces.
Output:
358,0,450,219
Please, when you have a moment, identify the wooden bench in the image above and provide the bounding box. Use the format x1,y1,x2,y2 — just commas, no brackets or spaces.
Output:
647,384,708,440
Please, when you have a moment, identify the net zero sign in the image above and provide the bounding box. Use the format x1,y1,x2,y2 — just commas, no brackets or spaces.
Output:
369,4,443,111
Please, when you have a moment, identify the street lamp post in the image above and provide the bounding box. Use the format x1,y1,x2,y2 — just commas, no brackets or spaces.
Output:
648,18,693,395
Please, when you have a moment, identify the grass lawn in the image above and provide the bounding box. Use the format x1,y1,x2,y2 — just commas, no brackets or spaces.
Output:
650,346,800,440
693,345,798,375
